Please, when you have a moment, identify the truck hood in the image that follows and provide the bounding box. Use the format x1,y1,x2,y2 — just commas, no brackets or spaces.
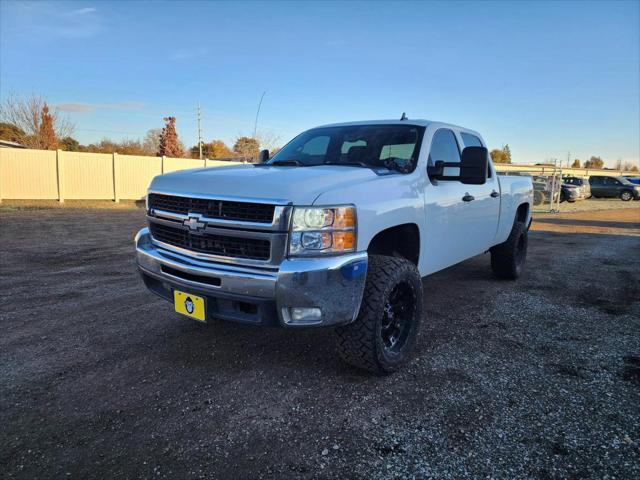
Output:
149,164,381,205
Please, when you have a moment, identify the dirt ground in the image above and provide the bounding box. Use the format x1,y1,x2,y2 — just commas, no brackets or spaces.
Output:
1,204,639,479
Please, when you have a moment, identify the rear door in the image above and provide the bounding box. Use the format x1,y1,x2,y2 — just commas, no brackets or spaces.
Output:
590,176,605,196
458,132,501,251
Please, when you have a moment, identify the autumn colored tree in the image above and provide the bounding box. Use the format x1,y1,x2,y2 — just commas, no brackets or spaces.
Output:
233,136,260,159
490,148,510,164
190,140,234,159
584,156,604,169
618,160,639,172
0,93,73,148
209,140,234,158
159,117,184,157
571,159,581,168
38,104,58,149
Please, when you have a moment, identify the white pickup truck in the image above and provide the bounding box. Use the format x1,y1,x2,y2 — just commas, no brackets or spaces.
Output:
135,119,533,373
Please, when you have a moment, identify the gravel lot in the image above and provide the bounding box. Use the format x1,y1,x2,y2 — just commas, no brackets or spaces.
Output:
1,203,639,479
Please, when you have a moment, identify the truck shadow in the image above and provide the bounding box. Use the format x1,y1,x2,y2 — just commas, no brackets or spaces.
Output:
152,226,640,382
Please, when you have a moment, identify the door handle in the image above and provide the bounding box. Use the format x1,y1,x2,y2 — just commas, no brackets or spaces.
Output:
490,190,500,198
462,194,475,202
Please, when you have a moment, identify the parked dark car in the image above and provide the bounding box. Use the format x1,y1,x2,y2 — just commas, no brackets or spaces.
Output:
563,176,591,199
589,176,640,201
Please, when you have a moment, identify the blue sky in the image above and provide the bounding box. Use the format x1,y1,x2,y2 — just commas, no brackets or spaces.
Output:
1,0,638,166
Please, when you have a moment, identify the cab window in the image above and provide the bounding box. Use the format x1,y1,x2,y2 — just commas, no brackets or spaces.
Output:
603,177,621,186
429,129,461,163
460,132,482,147
429,129,461,179
460,132,491,178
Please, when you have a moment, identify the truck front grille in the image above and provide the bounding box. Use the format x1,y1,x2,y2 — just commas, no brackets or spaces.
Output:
148,193,275,224
150,223,271,261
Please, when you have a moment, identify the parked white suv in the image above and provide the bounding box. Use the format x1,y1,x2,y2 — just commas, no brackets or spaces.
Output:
135,119,533,373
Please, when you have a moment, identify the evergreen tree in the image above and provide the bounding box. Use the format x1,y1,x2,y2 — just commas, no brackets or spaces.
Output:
502,144,512,163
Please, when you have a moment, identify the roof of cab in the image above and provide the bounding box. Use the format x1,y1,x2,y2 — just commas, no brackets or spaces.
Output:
315,119,482,137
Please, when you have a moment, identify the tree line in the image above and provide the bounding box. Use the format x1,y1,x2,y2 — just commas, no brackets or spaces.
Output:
0,93,274,159
1,94,636,170
489,144,637,171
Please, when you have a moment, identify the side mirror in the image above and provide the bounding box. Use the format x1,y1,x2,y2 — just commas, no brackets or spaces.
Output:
258,149,270,163
427,146,488,185
459,146,488,185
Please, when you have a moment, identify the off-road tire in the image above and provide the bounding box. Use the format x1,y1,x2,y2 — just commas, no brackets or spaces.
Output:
620,190,633,201
335,255,423,374
490,220,528,280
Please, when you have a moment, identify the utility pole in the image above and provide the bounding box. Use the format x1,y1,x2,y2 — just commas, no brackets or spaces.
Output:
567,151,571,168
197,102,203,160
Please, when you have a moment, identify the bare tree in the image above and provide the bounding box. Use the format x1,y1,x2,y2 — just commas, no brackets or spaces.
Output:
256,130,281,152
142,128,162,156
0,93,74,148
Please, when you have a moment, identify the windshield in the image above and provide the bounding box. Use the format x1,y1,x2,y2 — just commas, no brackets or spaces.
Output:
268,124,426,173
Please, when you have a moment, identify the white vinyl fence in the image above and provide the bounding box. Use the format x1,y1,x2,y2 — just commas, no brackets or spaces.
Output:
0,148,240,202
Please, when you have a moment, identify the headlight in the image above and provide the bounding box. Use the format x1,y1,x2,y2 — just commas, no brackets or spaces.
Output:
289,206,356,255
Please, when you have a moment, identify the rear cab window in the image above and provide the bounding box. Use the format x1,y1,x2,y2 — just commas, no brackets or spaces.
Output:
460,131,491,178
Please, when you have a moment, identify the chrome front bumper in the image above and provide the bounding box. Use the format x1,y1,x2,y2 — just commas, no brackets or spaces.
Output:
135,228,368,327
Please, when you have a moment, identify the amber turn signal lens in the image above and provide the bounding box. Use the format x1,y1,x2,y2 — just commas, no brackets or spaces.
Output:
332,231,356,251
334,207,356,228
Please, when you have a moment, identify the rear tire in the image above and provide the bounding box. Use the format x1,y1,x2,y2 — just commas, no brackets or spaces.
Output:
533,191,544,206
335,255,423,374
620,190,633,201
490,221,528,280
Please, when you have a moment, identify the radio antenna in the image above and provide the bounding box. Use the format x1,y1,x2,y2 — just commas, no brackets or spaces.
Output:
400,112,408,121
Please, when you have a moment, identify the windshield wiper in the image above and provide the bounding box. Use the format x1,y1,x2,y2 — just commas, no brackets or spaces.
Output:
271,159,302,166
320,161,376,169
254,159,302,167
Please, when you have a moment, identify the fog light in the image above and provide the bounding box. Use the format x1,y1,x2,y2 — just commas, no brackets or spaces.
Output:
290,307,322,322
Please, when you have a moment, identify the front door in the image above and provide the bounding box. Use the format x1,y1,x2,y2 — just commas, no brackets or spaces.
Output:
422,128,500,275
602,176,622,197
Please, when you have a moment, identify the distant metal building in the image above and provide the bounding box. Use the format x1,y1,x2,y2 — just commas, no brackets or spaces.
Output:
0,139,26,148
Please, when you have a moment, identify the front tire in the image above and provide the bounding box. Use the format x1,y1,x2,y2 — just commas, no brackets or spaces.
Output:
490,221,528,279
620,190,633,201
335,255,423,374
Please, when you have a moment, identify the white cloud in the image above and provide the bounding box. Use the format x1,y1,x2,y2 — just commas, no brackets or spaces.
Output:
63,7,97,16
3,2,104,39
55,102,145,113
